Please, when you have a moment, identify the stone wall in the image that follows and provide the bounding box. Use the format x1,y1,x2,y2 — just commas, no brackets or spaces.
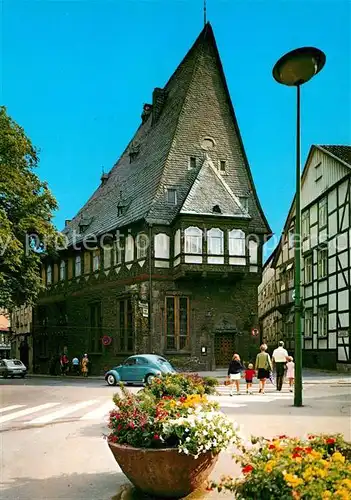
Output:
33,272,261,374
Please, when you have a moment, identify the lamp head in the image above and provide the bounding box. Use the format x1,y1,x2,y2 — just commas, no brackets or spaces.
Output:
273,47,326,86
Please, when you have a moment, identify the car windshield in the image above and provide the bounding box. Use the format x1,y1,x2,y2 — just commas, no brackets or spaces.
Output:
7,360,23,367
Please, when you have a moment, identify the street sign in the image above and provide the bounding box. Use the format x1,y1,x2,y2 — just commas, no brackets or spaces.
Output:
251,328,259,337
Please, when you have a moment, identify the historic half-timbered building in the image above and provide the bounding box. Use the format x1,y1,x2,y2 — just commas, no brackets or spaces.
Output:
258,145,351,372
33,23,270,374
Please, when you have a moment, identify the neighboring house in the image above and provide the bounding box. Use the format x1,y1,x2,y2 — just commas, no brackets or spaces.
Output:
33,23,271,374
259,145,351,372
0,308,11,359
10,306,33,370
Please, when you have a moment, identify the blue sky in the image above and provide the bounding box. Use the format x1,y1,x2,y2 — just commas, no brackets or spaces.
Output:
2,0,350,252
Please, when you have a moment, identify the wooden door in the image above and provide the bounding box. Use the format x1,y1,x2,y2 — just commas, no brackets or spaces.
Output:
214,334,236,367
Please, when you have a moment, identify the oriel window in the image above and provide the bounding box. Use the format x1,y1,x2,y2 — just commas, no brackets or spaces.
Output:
165,296,190,351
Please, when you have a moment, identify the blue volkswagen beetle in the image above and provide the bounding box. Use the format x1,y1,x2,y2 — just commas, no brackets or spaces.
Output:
104,354,176,386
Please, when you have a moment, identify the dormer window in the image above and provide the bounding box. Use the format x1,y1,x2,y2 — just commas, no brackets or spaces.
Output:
219,160,226,173
118,205,125,216
166,188,177,205
129,143,140,163
212,205,222,214
189,157,196,170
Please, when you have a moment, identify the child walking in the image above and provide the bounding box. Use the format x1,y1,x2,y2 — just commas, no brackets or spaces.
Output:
286,356,295,392
244,363,256,394
227,353,244,396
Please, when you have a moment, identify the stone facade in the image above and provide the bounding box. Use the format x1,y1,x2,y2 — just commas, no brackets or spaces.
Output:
33,23,270,374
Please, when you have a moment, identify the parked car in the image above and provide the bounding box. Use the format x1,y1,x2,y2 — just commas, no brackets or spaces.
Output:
105,354,176,386
0,359,27,378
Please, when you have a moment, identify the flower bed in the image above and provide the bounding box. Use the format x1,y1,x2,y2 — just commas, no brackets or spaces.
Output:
142,372,218,399
108,384,237,458
210,433,351,499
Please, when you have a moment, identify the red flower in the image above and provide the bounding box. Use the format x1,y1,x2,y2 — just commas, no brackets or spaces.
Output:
293,446,304,453
242,465,254,474
108,435,118,443
268,444,276,450
305,447,313,454
278,435,287,439
292,453,301,459
128,422,135,429
308,435,316,440
326,438,336,445
153,434,160,440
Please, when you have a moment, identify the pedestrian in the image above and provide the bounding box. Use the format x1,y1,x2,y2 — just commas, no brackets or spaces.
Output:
286,356,295,392
255,344,272,395
244,363,256,395
272,341,289,391
72,356,80,375
60,353,69,375
227,353,244,396
81,354,89,377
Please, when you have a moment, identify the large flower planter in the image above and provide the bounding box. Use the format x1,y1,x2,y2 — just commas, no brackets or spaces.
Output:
108,442,219,498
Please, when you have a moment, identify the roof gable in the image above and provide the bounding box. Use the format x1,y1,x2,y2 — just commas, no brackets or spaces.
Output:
180,155,249,218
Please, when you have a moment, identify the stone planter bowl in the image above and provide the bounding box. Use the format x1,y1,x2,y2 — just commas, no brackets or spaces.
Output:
108,442,218,498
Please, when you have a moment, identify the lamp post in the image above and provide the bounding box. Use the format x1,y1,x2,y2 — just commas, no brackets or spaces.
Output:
273,47,326,407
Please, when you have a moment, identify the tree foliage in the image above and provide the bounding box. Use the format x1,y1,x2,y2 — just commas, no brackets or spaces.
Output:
0,106,58,309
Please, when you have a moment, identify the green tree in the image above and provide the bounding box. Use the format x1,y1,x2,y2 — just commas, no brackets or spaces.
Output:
0,106,58,308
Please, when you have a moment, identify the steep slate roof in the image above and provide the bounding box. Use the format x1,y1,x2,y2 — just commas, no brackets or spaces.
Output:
318,145,351,167
64,23,270,243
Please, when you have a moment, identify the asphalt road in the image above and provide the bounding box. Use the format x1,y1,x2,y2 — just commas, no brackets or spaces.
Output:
1,376,350,499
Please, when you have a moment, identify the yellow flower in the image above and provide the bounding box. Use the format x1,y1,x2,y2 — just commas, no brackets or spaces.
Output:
319,459,329,468
310,450,322,460
332,452,345,463
316,468,328,479
265,460,276,473
321,492,332,499
340,479,351,490
335,488,350,500
283,473,303,488
302,467,314,481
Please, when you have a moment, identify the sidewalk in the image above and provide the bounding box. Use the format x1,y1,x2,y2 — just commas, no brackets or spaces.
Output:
196,368,351,385
27,367,351,384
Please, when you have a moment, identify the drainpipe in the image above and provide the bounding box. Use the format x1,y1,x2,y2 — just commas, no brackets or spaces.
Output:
148,223,153,352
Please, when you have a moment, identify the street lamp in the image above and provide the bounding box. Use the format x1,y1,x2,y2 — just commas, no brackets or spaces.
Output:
273,47,326,407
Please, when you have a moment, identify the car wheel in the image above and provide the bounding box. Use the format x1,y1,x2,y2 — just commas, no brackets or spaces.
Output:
106,374,117,386
3,373,8,379
21,374,26,378
10,375,14,379
145,374,156,385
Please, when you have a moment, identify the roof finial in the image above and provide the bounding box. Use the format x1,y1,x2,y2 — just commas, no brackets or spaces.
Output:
204,0,207,26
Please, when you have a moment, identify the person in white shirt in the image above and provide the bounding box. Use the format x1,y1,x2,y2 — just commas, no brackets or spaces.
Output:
272,341,289,391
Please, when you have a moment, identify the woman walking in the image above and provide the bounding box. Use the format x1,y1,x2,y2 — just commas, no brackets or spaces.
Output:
81,354,89,377
227,353,244,396
255,344,272,394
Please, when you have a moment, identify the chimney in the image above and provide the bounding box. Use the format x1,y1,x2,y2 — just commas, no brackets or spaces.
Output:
100,172,109,185
152,88,167,124
141,103,152,124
